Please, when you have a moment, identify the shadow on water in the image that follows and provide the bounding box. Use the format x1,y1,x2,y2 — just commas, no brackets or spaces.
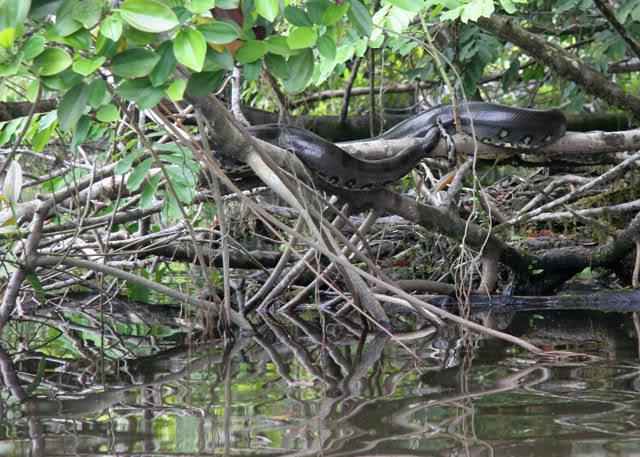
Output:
1,299,640,456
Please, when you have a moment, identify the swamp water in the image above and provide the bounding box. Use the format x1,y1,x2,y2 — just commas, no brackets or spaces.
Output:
1,306,640,457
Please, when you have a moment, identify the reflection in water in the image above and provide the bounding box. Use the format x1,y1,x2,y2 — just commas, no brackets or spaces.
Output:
0,306,640,456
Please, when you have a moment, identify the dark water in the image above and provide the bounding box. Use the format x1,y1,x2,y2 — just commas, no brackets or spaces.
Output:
1,307,640,456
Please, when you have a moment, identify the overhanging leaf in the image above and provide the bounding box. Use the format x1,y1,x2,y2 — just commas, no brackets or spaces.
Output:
57,82,90,130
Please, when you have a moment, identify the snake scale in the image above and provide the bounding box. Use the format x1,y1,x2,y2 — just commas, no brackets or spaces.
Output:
217,102,567,190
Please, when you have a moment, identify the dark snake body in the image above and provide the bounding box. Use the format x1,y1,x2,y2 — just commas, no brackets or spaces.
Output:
218,102,567,190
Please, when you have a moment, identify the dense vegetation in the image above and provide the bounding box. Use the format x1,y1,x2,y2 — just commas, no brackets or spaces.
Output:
1,0,640,353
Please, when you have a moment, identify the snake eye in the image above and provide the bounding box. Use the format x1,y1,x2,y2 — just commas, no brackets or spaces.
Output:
328,175,339,184
346,179,357,188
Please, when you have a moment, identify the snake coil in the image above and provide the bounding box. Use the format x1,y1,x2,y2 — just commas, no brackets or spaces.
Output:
219,102,567,190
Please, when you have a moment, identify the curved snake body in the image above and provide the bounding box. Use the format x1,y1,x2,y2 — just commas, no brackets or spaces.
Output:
218,102,567,190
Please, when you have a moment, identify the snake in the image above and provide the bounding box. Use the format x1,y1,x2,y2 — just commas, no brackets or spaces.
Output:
217,102,567,190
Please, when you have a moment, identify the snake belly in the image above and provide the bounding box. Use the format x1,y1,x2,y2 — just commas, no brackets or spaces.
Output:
222,102,566,190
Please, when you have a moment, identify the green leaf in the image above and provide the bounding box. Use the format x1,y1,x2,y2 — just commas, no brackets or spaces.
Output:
25,273,45,302
72,55,105,75
140,172,160,207
321,2,349,25
33,47,72,75
57,82,90,130
287,27,317,49
0,51,22,76
284,5,313,27
119,0,179,33
115,149,143,175
127,157,153,192
22,35,46,59
235,39,268,63
88,78,109,108
32,119,56,152
186,70,223,96
95,33,120,58
167,78,186,100
265,53,289,79
348,0,373,37
96,103,119,122
266,35,292,56
460,0,494,23
204,47,234,71
101,15,123,41
187,0,215,13
501,58,520,91
117,78,164,109
316,34,336,61
255,0,278,22
0,27,15,48
244,59,261,81
70,0,102,28
283,48,314,93
198,20,241,44
71,114,91,147
388,0,424,13
149,40,176,86
55,15,83,37
111,47,160,78
41,67,83,90
0,0,31,32
173,27,206,72
26,79,40,102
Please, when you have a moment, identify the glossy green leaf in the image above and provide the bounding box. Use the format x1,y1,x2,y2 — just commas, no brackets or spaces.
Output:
255,0,278,22
0,0,31,32
22,35,45,59
321,2,349,25
0,52,21,76
198,20,241,44
265,53,289,79
88,78,109,108
0,27,15,48
173,27,206,72
101,15,123,41
316,34,336,61
96,103,119,122
287,27,317,49
204,47,234,71
284,6,313,27
167,78,186,100
149,40,176,86
33,47,72,75
266,35,292,56
57,82,90,130
72,55,105,75
41,67,83,90
348,0,372,37
70,0,102,28
187,0,215,14
117,78,165,109
111,47,160,78
235,39,268,63
244,59,261,82
282,48,314,93
186,70,223,96
119,0,179,33
71,114,91,147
